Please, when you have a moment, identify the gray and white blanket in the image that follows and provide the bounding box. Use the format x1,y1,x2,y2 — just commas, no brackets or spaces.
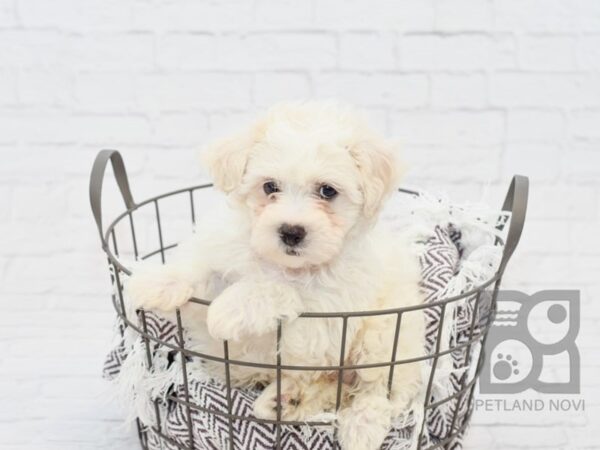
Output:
104,195,505,450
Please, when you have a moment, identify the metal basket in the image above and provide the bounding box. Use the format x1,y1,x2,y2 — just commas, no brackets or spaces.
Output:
90,149,528,450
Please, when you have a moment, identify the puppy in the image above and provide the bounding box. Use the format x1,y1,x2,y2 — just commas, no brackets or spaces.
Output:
127,102,424,450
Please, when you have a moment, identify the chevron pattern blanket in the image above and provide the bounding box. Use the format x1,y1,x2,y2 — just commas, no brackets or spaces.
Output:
104,211,503,450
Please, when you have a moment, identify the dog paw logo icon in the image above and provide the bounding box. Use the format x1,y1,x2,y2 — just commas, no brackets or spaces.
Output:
493,353,520,380
480,290,580,394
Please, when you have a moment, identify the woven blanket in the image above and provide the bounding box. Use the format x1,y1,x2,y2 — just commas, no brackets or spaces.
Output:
104,197,504,450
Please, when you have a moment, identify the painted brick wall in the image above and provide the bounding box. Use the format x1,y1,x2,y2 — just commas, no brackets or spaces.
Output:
0,0,598,448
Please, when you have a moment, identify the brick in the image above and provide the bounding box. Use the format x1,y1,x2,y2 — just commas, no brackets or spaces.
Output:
0,113,74,144
142,147,204,182
0,221,77,256
434,0,493,31
1,253,108,295
254,73,311,107
0,30,66,68
507,110,566,142
47,294,113,312
72,34,155,71
521,219,571,253
0,0,17,26
131,0,255,31
404,145,503,183
153,113,209,146
34,419,130,443
0,306,114,332
361,108,389,134
431,74,487,108
9,337,109,357
339,32,397,70
315,73,429,108
503,143,562,182
315,0,434,30
513,253,600,284
71,115,154,145
156,33,218,70
491,73,585,108
577,75,600,107
17,0,131,30
207,110,261,141
218,33,337,71
571,221,600,255
18,69,73,108
0,295,48,312
526,185,597,220
577,0,600,32
135,73,253,111
10,185,68,221
400,34,516,70
254,0,314,28
75,72,136,113
577,35,600,70
570,110,600,141
0,421,35,444
0,70,18,105
493,0,579,32
0,186,11,221
0,146,128,184
519,35,577,71
565,146,600,184
389,111,505,146
461,425,495,448
0,379,39,400
495,425,568,447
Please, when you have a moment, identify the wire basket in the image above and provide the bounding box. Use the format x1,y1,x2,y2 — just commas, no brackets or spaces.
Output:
90,150,528,450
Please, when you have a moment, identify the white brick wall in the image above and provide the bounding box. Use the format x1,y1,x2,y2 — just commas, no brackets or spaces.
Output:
0,0,598,449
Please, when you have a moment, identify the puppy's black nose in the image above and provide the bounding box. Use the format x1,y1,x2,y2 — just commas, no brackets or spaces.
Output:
279,224,306,247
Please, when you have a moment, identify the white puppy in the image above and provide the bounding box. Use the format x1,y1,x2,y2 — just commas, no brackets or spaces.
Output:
127,102,424,450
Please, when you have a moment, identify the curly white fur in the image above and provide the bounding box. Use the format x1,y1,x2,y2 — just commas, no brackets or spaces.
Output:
126,102,425,450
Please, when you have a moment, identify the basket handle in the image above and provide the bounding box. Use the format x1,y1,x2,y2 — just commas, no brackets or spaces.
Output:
89,149,136,246
498,175,529,275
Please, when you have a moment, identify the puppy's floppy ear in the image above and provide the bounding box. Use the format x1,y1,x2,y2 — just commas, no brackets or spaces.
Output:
202,119,266,193
350,137,403,218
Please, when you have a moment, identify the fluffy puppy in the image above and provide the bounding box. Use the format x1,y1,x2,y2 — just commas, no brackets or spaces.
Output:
127,102,424,450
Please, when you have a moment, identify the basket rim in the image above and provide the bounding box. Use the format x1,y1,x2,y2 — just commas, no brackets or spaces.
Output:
102,183,505,318
110,285,494,371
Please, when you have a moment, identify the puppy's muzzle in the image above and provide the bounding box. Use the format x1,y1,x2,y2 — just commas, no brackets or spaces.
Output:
278,224,306,247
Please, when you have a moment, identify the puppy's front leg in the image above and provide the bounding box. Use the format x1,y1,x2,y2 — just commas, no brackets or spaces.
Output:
207,280,302,341
338,385,392,450
126,264,202,311
338,312,423,450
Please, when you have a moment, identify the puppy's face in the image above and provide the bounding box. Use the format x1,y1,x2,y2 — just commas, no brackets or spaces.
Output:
205,103,400,269
242,140,364,269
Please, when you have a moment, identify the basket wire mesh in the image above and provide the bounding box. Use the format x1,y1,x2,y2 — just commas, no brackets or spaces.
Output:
90,149,528,450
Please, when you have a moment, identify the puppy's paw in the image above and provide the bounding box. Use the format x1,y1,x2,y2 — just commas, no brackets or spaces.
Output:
253,379,303,421
126,265,195,311
207,280,301,341
205,286,248,341
254,377,339,423
388,362,424,417
206,306,241,341
337,395,392,450
390,378,422,417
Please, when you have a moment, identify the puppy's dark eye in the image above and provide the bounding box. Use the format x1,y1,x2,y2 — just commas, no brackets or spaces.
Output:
263,181,279,195
318,184,338,200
